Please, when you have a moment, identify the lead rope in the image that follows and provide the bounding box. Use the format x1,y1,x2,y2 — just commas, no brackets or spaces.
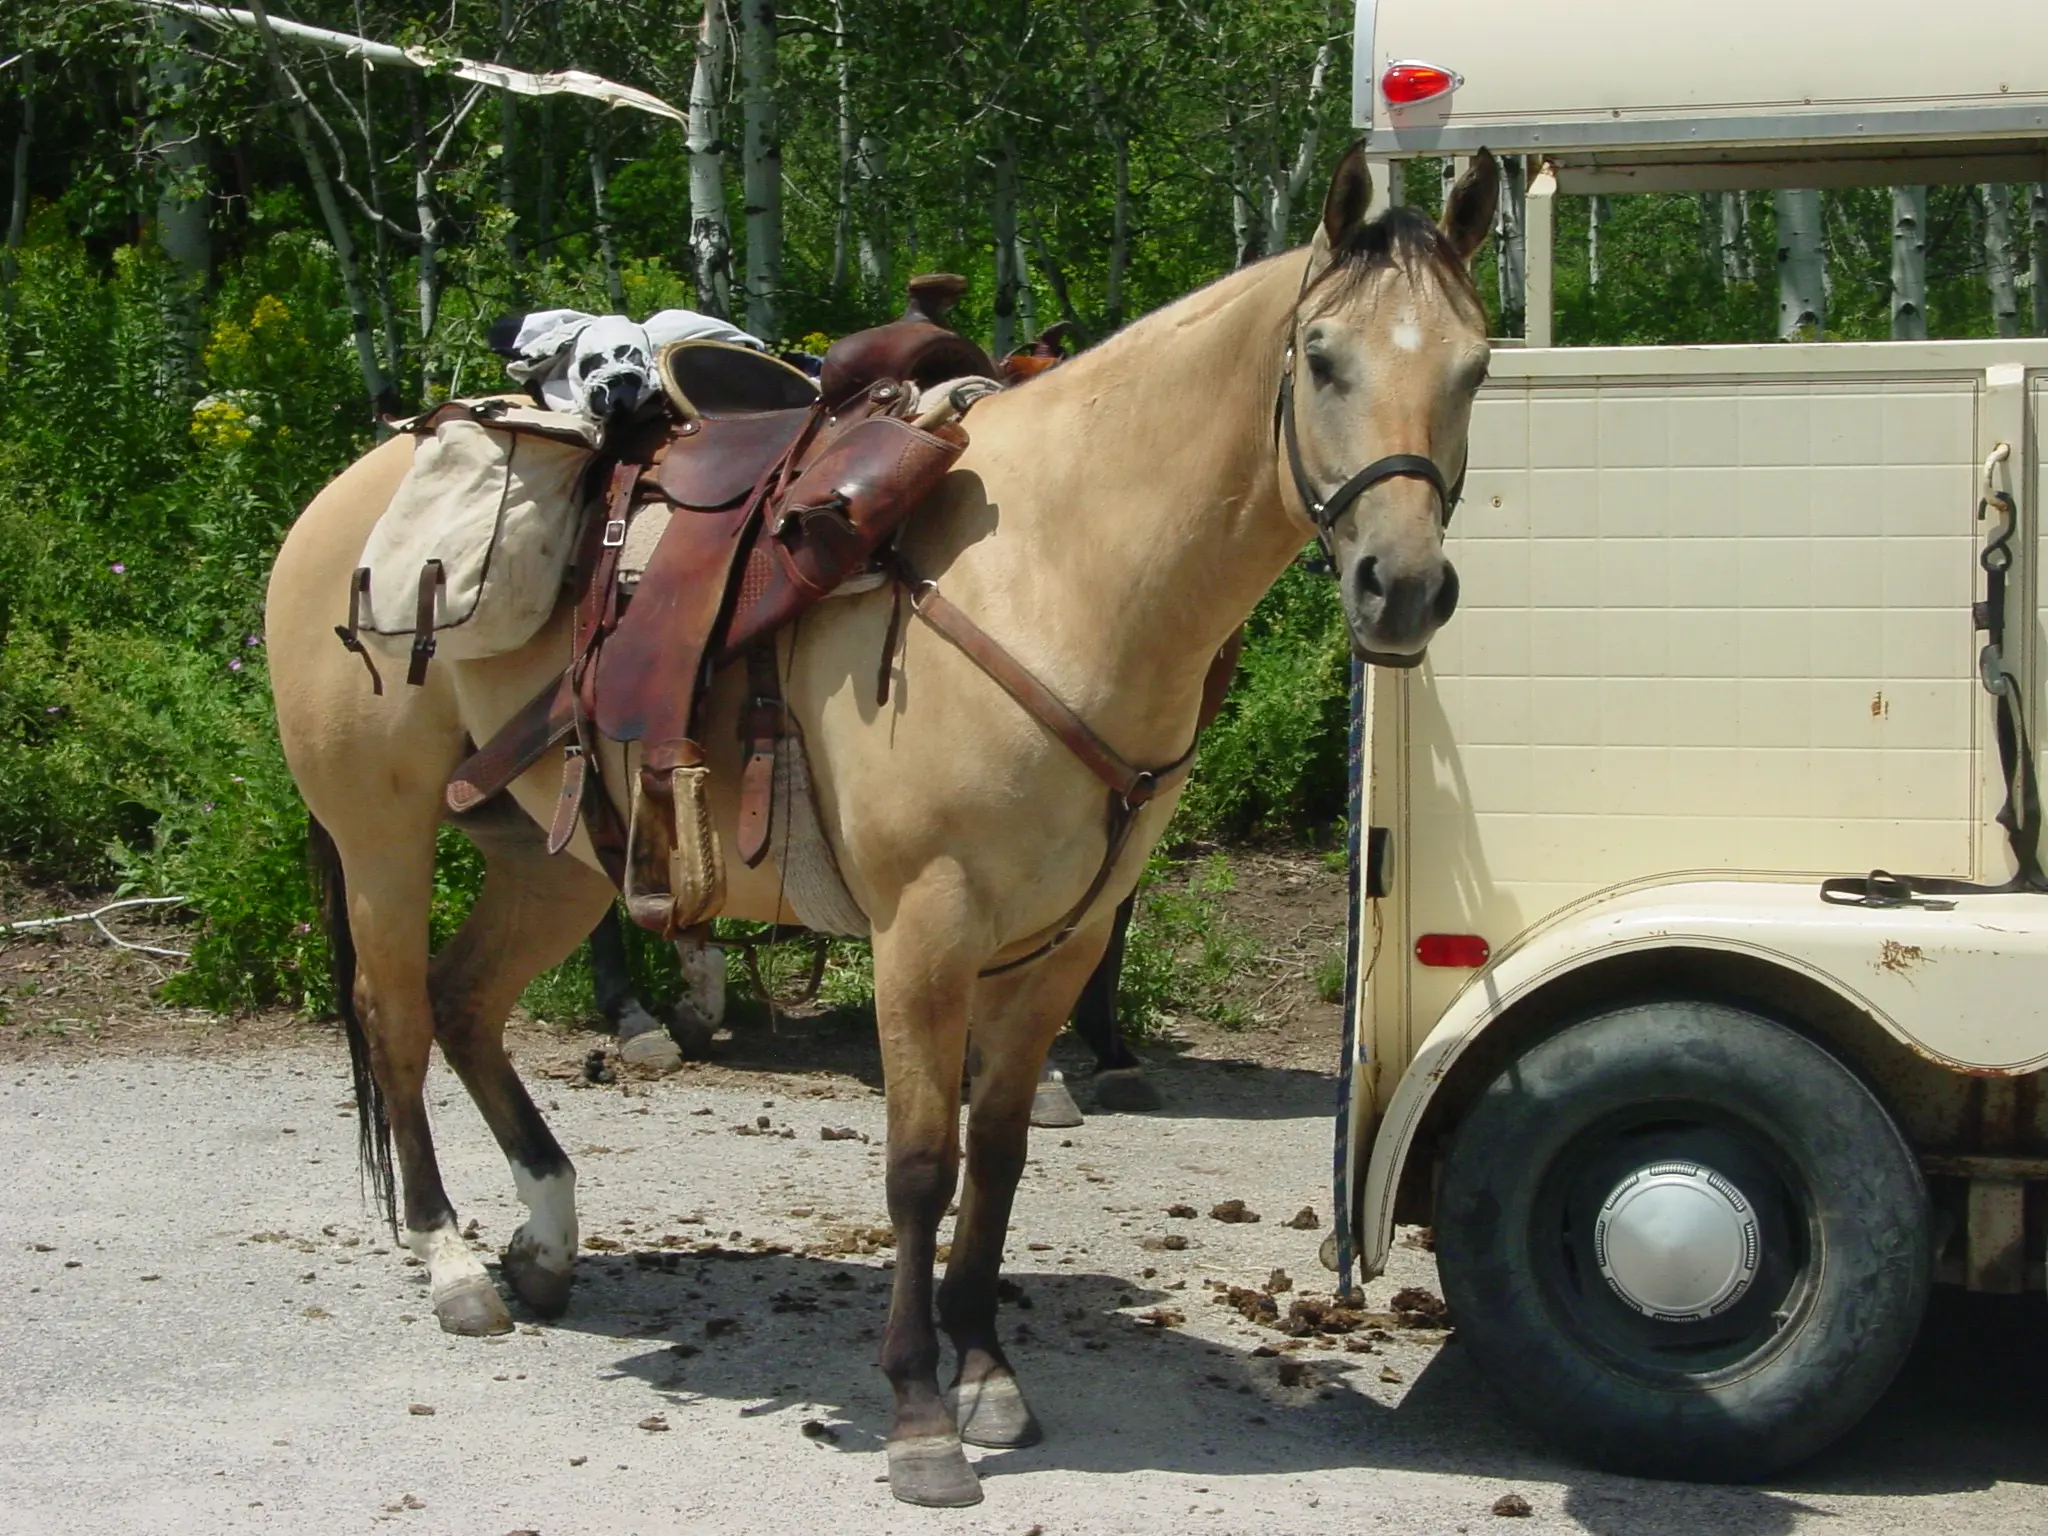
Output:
1823,444,2047,906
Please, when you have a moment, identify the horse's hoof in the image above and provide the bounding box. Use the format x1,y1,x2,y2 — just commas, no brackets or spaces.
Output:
1091,1066,1162,1113
502,1246,574,1318
618,1025,683,1074
1029,1072,1084,1129
952,1371,1043,1448
887,1434,983,1507
434,1277,514,1336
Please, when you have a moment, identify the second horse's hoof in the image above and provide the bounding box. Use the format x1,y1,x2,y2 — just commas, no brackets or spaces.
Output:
1029,1072,1084,1129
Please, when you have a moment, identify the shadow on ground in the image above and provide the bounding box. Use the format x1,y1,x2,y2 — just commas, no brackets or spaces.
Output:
699,1005,1339,1123
516,1245,2047,1533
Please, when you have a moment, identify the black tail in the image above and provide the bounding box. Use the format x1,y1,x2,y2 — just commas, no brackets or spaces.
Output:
308,816,397,1235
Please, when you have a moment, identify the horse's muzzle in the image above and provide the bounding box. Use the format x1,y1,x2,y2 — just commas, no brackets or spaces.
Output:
1343,549,1458,665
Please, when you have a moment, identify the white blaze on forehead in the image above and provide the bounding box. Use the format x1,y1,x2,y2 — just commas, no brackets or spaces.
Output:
1390,316,1424,353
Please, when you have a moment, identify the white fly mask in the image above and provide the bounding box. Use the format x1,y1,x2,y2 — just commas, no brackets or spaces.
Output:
568,315,656,425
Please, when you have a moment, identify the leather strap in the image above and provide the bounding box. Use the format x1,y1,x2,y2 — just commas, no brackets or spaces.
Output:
335,566,384,695
896,561,1190,808
736,643,782,869
546,745,587,855
447,674,576,813
406,559,446,687
887,555,1243,973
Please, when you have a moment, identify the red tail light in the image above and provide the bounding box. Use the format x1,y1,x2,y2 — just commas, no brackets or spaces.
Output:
1381,61,1462,107
1416,933,1490,968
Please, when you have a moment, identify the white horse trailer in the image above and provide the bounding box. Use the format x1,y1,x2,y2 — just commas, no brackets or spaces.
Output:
1334,0,2048,1481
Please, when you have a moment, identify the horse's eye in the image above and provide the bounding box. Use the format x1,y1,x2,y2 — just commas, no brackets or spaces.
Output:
1306,349,1335,387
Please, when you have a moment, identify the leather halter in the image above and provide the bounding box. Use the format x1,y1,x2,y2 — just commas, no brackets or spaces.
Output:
1274,344,1464,542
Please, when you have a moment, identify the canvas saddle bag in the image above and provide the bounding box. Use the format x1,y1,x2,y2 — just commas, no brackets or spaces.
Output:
337,399,601,690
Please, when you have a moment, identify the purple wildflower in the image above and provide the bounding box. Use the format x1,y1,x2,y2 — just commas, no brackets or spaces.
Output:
229,658,244,672
245,634,263,647
45,705,60,714
110,562,126,575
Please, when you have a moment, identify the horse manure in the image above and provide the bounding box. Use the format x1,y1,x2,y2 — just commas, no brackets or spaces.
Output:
1209,1200,1260,1224
1283,1207,1321,1230
1266,1269,1293,1294
1166,1203,1197,1219
407,1403,435,1416
569,1456,588,1466
819,1126,861,1141
1141,1267,1158,1279
1492,1494,1533,1518
1389,1287,1450,1327
668,1343,700,1358
704,1317,738,1338
799,1419,838,1444
1378,1367,1404,1384
637,1415,670,1432
1136,1308,1184,1329
582,1050,614,1085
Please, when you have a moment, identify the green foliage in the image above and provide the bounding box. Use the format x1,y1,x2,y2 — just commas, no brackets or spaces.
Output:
1179,559,1350,840
1117,851,1258,1038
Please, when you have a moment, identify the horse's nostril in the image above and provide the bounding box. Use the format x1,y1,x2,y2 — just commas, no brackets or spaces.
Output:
1353,556,1384,603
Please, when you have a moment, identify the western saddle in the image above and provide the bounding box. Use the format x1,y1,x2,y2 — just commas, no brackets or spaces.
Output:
432,279,1240,963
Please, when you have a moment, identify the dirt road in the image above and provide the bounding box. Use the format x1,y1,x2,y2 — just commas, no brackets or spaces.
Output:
3,1028,2045,1535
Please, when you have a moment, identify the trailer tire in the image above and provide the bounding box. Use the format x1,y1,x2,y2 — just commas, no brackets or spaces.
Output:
1434,999,1929,1481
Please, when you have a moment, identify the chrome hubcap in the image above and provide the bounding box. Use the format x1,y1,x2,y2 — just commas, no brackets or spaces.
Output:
1593,1160,1760,1321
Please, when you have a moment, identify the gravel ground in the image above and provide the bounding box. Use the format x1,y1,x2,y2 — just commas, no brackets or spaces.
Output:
3,1035,2045,1536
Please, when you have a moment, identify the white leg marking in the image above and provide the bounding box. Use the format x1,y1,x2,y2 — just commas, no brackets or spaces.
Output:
510,1165,579,1274
408,1221,491,1302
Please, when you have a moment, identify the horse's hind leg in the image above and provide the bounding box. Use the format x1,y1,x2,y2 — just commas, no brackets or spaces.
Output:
941,925,1113,1451
325,818,515,1337
431,797,615,1316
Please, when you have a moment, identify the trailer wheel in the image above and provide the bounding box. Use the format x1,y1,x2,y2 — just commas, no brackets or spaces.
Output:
1434,999,1929,1481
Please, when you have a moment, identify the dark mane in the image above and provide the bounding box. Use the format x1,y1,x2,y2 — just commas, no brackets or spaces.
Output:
1306,203,1481,313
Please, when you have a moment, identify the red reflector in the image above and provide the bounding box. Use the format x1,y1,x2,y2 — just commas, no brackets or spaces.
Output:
1381,61,1460,106
1416,933,1490,968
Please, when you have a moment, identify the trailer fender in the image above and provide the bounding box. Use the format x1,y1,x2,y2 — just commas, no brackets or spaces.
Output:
1356,877,2048,1278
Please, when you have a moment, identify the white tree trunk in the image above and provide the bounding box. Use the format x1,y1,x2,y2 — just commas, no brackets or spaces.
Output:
738,0,780,341
1496,156,1526,335
991,135,1020,356
407,81,442,401
1774,189,1826,339
830,0,851,296
1890,186,1928,341
1013,235,1036,344
2032,184,2048,335
496,0,521,269
2,48,31,323
1106,130,1130,330
149,16,210,387
686,0,733,318
1982,184,2022,338
855,130,889,298
1227,126,1262,270
244,0,393,414
1720,192,1752,285
1265,7,1340,254
1588,194,1606,290
588,128,625,312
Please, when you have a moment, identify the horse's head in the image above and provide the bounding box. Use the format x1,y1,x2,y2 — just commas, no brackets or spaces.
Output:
1280,144,1498,666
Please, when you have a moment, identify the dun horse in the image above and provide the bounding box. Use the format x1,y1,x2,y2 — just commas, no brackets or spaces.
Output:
267,145,1497,1507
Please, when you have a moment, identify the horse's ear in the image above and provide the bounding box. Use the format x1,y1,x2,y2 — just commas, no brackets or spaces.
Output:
1441,149,1500,262
1320,139,1376,253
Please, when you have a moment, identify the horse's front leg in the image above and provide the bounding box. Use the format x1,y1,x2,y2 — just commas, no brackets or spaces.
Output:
941,924,1113,1449
871,894,983,1507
